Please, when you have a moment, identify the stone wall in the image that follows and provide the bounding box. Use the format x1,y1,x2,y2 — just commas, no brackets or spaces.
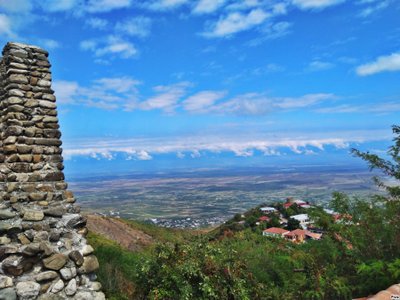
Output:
0,42,105,300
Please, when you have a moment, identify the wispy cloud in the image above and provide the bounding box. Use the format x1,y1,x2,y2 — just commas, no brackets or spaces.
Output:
85,0,133,13
38,39,61,50
62,129,390,160
356,52,400,76
248,21,292,46
202,8,270,38
80,35,138,59
115,16,152,37
182,90,227,112
39,0,81,12
192,0,226,14
86,17,109,30
138,82,191,112
307,60,335,72
0,0,32,13
55,75,336,115
358,0,390,17
144,0,189,11
54,77,141,109
204,93,336,115
315,101,400,114
0,14,17,39
292,0,346,10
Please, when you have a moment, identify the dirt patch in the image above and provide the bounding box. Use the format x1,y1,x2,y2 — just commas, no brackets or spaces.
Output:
86,214,154,251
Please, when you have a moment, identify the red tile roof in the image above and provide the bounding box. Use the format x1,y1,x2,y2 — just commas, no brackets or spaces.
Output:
286,229,307,237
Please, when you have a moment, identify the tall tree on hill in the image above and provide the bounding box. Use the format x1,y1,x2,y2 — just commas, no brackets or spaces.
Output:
351,125,400,199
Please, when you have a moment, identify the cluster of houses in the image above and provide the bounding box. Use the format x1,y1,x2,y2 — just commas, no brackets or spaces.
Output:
259,198,328,243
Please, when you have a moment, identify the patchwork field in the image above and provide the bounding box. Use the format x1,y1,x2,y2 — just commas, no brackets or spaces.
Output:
68,166,381,227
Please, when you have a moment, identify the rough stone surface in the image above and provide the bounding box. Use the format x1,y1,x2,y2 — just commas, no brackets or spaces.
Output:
16,281,40,300
0,42,104,299
79,255,100,274
65,278,77,296
0,275,13,288
42,253,67,270
23,210,44,221
0,287,17,300
35,271,58,282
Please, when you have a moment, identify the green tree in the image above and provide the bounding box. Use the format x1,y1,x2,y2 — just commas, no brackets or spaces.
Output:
351,125,400,199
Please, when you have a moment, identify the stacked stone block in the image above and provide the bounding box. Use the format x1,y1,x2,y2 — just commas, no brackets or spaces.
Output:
0,42,105,299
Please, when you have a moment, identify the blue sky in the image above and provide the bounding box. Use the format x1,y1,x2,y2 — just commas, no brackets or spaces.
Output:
1,0,399,173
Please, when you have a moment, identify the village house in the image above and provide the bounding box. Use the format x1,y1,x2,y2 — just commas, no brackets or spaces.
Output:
283,199,312,209
263,227,289,238
260,207,277,214
290,213,312,229
285,229,322,243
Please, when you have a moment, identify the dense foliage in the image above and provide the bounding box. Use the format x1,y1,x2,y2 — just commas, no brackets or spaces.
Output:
89,125,400,299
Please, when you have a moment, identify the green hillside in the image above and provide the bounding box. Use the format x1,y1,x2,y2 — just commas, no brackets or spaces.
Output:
88,126,400,299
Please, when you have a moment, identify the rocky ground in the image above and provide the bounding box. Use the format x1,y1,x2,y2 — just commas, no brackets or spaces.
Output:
86,215,153,252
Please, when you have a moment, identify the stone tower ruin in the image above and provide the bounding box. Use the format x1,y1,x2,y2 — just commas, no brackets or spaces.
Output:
0,42,105,299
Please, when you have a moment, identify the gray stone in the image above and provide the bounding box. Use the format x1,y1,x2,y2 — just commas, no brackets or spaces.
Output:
44,206,65,217
60,266,77,280
81,244,94,256
73,292,93,300
65,278,77,296
21,243,42,256
43,253,68,270
0,236,11,244
9,49,28,58
51,279,64,293
16,281,40,300
23,210,44,221
0,287,17,300
90,281,102,292
37,294,63,300
69,250,84,266
35,271,58,282
78,255,99,274
61,214,86,229
0,209,16,220
0,275,13,288
9,74,28,84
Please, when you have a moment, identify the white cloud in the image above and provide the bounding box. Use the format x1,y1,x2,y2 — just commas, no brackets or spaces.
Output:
0,14,16,38
53,77,140,109
183,90,226,112
358,0,390,17
39,0,80,12
39,39,60,50
80,36,138,59
316,101,400,114
139,82,190,112
248,21,292,46
276,94,335,109
86,17,109,30
145,0,189,10
86,0,133,12
62,129,390,160
307,60,335,71
203,8,269,38
205,93,335,115
292,0,346,10
115,17,152,37
0,0,32,13
53,80,80,105
356,52,400,76
192,0,226,14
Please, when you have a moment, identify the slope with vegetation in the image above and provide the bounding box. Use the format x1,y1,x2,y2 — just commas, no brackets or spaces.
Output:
88,126,400,300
